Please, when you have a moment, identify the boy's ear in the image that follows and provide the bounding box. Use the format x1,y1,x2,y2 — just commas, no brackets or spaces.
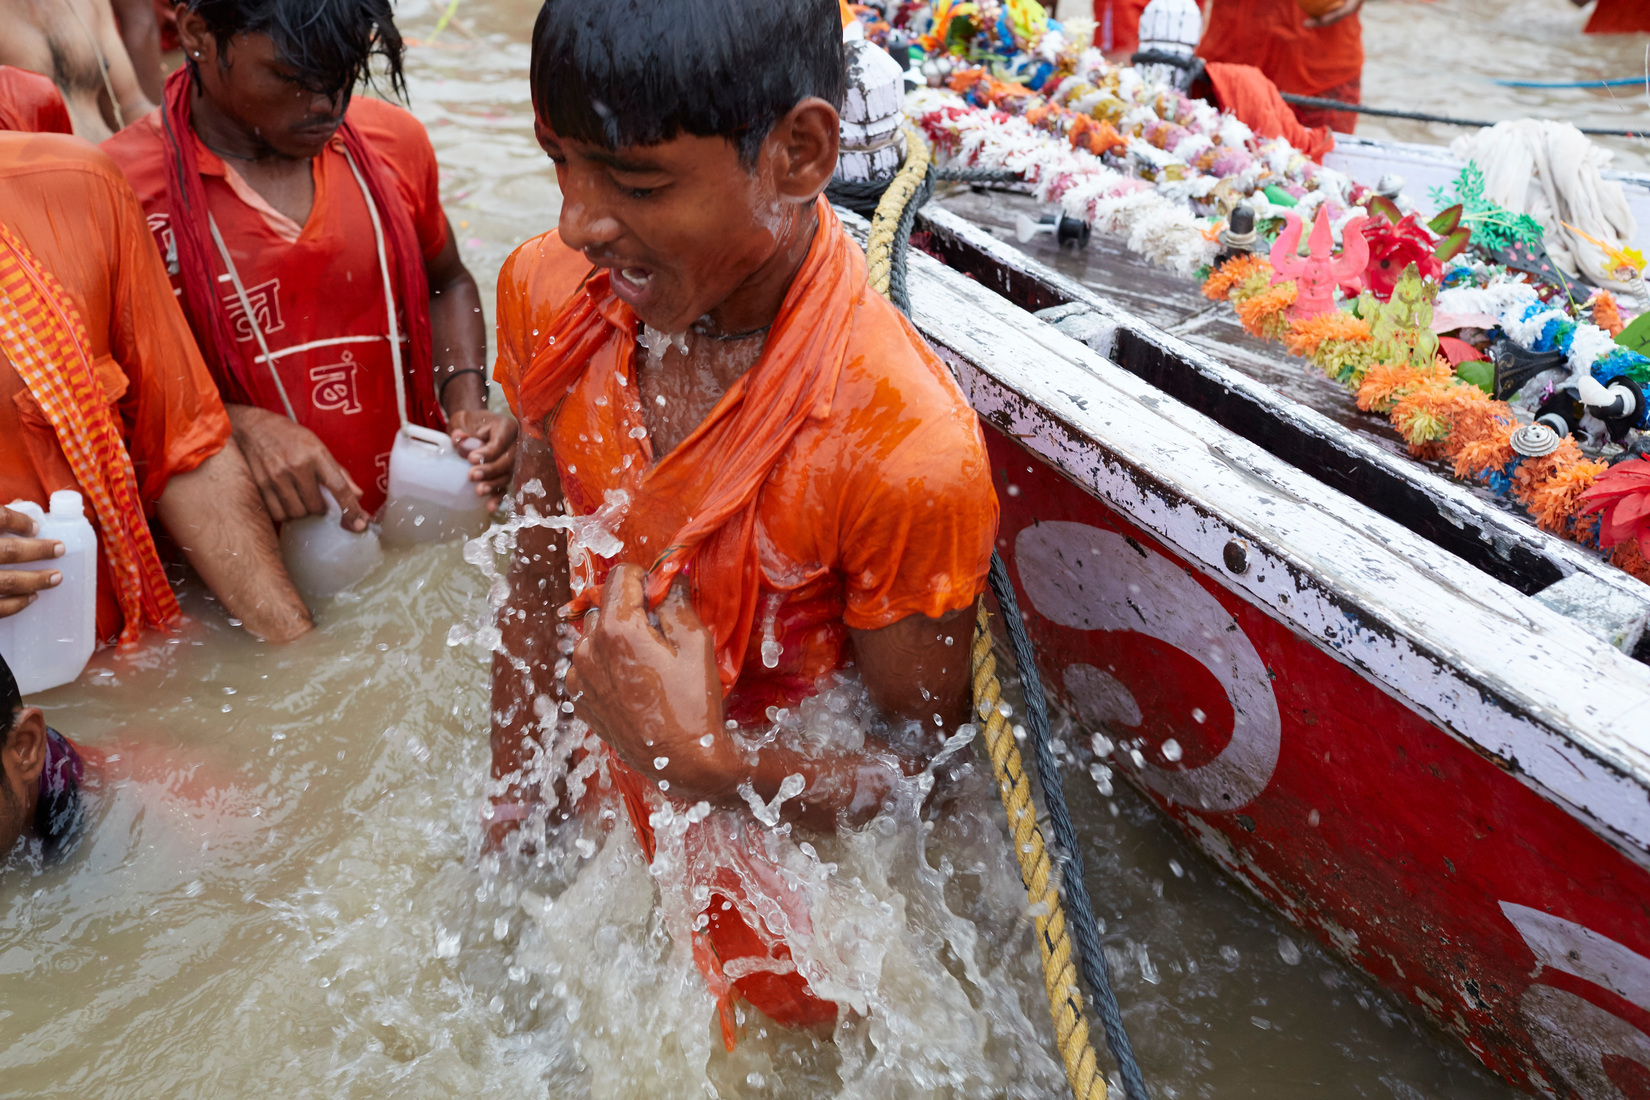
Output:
176,9,214,63
770,97,841,204
3,708,48,787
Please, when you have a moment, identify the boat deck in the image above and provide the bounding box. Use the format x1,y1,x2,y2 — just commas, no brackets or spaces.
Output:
931,185,1557,531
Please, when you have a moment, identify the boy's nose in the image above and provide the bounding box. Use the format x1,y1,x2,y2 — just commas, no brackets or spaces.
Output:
557,182,623,254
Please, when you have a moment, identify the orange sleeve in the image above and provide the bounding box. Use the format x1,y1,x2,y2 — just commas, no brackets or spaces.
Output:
492,231,593,436
353,98,449,261
836,408,998,630
100,154,230,509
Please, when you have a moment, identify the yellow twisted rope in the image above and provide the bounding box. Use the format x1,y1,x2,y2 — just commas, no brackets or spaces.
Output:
859,130,1109,1100
864,123,930,296
973,603,1108,1100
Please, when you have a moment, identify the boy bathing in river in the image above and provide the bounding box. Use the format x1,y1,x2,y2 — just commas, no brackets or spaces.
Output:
0,653,85,863
490,0,997,1041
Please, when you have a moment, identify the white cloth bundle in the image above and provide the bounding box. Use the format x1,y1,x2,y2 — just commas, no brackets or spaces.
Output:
1451,120,1638,291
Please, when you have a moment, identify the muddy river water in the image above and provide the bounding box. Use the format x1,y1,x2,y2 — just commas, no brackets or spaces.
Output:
2,1,1642,1096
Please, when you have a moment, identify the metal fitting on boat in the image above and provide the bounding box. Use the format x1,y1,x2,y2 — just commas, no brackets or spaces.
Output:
1510,422,1563,458
1223,539,1251,574
1218,204,1260,255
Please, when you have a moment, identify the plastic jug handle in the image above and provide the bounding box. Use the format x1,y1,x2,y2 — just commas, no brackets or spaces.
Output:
400,423,456,455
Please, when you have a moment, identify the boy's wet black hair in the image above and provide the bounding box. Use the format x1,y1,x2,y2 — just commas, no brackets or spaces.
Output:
530,0,846,167
186,0,406,99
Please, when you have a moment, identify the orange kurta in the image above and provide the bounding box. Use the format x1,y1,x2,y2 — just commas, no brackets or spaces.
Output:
0,66,72,135
103,97,449,513
494,201,998,1036
0,132,229,641
1198,0,1363,132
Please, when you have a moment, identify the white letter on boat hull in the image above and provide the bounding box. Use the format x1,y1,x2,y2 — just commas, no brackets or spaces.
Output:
1015,521,1282,812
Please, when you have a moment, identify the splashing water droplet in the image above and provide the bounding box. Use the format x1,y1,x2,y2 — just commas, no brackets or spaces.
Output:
699,734,715,748
1161,738,1182,762
1192,707,1207,724
576,838,596,859
654,756,670,770
1279,936,1302,965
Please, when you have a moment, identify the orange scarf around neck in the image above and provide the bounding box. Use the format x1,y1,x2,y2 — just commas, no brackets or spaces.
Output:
515,198,860,691
0,220,180,643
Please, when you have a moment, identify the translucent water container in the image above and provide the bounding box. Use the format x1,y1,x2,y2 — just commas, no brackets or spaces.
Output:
380,424,489,545
278,488,382,599
0,492,98,695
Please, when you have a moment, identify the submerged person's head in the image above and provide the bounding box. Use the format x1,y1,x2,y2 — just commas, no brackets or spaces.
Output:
177,0,406,158
530,0,846,332
0,654,48,857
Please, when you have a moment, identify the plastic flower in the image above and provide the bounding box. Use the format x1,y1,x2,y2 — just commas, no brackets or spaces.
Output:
1581,456,1650,556
1362,214,1443,300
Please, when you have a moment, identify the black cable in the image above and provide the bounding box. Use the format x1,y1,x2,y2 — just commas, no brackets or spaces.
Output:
989,552,1152,1100
1277,92,1646,138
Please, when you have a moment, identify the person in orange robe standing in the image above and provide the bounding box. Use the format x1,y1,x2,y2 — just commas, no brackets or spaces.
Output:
1095,0,1153,56
0,131,311,643
0,67,73,135
1197,0,1365,133
1572,0,1650,35
489,0,999,1048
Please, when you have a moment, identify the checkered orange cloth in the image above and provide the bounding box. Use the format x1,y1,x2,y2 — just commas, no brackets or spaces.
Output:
0,219,179,643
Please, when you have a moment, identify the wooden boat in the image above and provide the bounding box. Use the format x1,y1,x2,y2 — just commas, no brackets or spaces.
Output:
839,169,1650,1096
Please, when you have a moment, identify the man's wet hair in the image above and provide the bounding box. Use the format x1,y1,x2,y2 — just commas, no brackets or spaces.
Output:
0,653,17,780
529,0,846,167
186,0,406,99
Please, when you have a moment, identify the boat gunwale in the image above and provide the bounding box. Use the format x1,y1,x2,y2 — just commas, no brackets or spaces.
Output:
834,207,1650,869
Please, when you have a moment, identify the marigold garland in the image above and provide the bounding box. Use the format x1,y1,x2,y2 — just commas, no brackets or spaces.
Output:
1201,257,1650,584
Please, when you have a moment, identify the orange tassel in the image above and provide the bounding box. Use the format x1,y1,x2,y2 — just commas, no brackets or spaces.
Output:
1235,282,1298,340
1203,254,1272,302
1610,539,1650,584
1284,311,1370,359
1590,290,1625,338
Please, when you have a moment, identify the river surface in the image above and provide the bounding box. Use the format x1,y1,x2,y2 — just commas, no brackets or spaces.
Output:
4,1,1642,1096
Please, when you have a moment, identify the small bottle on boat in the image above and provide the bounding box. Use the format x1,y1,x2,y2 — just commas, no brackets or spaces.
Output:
279,488,383,599
380,424,490,545
0,492,98,694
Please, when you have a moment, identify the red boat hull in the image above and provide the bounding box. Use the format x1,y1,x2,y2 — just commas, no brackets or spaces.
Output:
989,425,1650,1098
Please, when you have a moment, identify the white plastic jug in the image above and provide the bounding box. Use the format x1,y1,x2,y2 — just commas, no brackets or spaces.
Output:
278,489,383,599
0,492,98,695
380,424,489,545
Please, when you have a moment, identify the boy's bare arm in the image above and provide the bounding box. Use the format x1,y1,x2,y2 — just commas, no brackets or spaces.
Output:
569,567,977,833
488,435,571,835
155,439,313,641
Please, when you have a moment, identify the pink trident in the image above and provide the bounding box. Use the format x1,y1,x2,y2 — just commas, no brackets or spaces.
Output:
1270,206,1369,321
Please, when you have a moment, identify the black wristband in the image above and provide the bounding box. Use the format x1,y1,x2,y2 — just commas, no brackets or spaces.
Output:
438,367,488,404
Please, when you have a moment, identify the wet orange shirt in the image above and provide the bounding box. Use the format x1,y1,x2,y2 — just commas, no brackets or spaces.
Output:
0,66,72,135
0,132,229,641
494,229,998,721
1197,0,1363,99
103,98,449,512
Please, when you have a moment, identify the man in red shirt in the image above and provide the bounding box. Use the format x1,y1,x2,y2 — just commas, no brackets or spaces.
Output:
0,67,74,135
104,0,516,533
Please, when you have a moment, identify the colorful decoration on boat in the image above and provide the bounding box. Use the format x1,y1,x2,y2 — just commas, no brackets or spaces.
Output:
1202,255,1650,583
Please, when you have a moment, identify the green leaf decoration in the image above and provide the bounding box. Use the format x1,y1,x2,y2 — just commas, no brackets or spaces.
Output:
1434,226,1472,262
1430,162,1543,253
1618,311,1650,357
1368,194,1403,225
1368,264,1439,368
1455,359,1494,393
1428,203,1464,236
